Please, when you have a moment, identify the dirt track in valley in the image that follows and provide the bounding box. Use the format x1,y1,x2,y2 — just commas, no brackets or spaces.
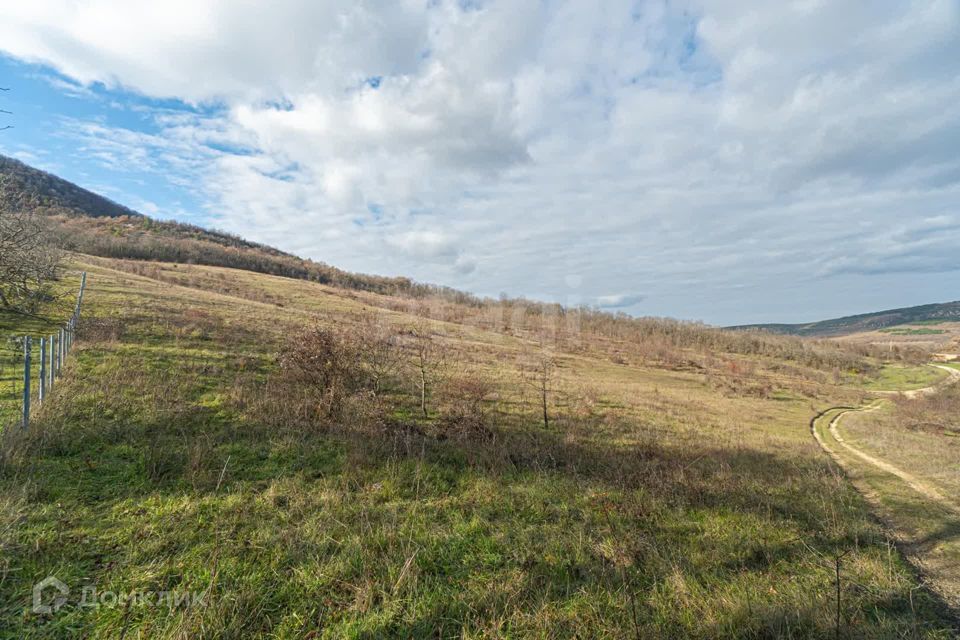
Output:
812,364,960,511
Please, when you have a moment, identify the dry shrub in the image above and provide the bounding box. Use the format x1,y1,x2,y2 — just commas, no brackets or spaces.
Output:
242,320,508,447
249,322,406,434
894,385,960,435
705,370,776,399
340,389,389,433
278,325,360,420
567,382,604,421
352,317,404,395
437,375,496,442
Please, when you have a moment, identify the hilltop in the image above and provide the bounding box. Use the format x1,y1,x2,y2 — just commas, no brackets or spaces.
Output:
729,300,960,337
0,154,432,296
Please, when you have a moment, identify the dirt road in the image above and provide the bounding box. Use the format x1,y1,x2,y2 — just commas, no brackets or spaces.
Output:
813,364,960,509
812,364,960,609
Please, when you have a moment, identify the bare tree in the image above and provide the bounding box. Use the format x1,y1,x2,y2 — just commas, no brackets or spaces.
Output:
0,178,62,313
409,321,448,419
353,315,403,397
521,342,556,429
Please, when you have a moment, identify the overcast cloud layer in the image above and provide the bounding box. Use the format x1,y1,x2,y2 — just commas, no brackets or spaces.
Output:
1,0,958,324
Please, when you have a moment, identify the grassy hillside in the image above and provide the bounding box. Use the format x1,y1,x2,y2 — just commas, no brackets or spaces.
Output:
730,301,960,337
0,154,437,297
0,258,957,638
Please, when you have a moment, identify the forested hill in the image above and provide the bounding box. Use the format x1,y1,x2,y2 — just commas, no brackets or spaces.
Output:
0,153,436,296
0,153,140,219
729,300,960,337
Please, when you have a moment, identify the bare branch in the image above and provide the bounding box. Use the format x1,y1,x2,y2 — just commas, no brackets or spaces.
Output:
0,196,64,313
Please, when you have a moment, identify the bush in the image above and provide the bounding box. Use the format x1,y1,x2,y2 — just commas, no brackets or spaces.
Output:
278,326,360,420
437,376,496,442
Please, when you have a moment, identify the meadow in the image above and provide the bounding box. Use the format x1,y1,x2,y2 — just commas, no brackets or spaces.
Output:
0,258,956,638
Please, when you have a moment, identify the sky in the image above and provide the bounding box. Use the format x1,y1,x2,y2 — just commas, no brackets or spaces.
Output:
0,0,958,326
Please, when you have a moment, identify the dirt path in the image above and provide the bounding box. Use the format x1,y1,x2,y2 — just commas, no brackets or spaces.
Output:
812,365,960,610
813,363,960,511
827,407,958,511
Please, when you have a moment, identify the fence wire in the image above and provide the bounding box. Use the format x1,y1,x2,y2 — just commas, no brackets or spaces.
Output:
0,272,87,431
0,339,24,430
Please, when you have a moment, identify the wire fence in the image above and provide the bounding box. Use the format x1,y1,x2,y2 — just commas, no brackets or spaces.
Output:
0,272,87,431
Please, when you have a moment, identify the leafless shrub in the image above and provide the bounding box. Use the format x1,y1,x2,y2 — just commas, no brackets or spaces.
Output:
352,316,404,396
278,325,360,420
0,200,62,313
893,385,960,435
254,321,410,433
437,375,497,442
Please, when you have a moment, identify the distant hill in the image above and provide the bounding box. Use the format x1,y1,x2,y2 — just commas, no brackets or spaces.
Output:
729,301,960,337
0,153,442,297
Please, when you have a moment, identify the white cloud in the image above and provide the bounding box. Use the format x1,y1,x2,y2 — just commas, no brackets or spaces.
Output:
595,294,645,309
2,0,960,323
387,230,459,261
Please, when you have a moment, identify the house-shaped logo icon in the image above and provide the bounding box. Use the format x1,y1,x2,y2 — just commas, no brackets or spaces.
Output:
32,576,69,614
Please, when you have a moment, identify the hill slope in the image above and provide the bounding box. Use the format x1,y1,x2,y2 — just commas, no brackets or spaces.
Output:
730,300,960,337
0,153,431,296
2,256,956,637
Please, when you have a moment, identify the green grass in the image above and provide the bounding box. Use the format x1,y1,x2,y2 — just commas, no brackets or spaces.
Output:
878,327,947,335
0,272,82,430
851,364,948,392
0,260,956,638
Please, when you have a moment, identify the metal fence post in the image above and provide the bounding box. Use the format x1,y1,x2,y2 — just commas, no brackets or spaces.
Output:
48,333,55,392
22,337,31,429
58,328,64,374
39,337,47,404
